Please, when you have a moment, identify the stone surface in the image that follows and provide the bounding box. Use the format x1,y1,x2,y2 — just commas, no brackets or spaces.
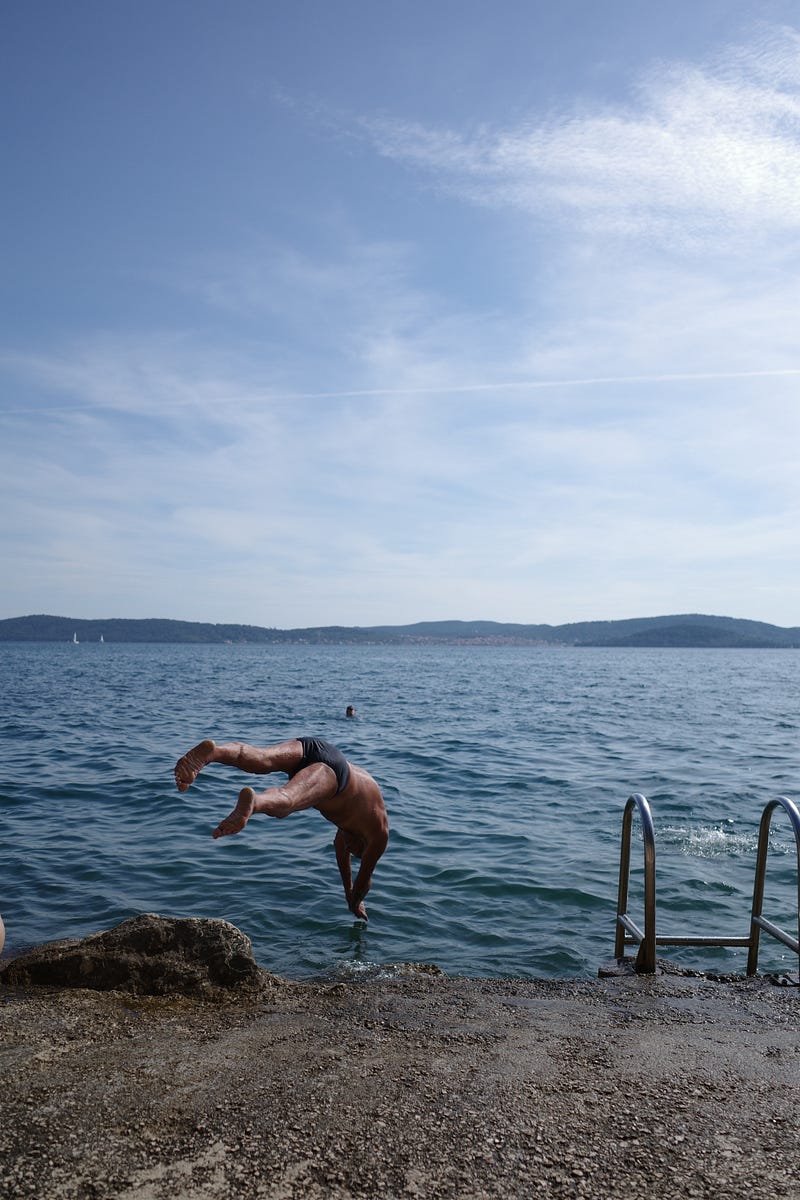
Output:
0,970,798,1199
0,913,267,996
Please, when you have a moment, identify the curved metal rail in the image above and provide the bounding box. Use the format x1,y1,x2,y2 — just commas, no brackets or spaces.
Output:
614,793,800,976
614,794,657,972
747,796,800,975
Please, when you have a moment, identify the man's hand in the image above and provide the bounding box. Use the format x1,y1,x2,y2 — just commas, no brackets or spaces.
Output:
349,896,368,921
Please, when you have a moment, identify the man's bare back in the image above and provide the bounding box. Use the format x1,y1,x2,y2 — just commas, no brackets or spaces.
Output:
174,737,389,920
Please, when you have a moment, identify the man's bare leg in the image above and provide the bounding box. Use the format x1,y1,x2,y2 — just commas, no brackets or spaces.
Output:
175,738,304,792
212,763,338,839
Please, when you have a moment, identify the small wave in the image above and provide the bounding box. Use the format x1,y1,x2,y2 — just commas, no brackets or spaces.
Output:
327,959,443,982
660,823,765,859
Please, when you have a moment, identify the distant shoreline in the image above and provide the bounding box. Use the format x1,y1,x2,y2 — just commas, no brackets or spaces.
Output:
1,612,799,648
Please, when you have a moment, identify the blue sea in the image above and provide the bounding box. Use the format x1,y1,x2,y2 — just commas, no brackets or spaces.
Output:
1,641,798,980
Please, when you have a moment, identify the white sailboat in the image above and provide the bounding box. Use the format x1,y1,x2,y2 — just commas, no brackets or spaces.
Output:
72,632,79,644
99,634,104,643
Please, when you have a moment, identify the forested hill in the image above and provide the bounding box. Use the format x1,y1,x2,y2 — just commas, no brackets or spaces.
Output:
1,613,799,647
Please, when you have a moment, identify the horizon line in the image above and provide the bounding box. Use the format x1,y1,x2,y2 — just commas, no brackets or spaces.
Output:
1,611,797,631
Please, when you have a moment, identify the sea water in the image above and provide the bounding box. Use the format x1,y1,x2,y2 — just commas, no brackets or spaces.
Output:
1,642,797,979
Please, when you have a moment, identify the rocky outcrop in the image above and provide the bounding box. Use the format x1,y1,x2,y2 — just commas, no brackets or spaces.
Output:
0,914,269,996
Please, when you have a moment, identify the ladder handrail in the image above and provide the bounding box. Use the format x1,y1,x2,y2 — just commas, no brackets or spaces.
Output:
747,795,800,975
615,793,800,977
614,793,657,973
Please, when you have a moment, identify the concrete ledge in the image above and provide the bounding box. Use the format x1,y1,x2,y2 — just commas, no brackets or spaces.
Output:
1,967,797,1198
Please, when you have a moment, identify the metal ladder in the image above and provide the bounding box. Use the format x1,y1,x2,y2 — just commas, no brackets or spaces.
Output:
614,793,800,976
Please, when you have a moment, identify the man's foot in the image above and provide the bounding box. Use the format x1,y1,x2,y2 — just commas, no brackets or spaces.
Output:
212,786,256,839
175,739,217,792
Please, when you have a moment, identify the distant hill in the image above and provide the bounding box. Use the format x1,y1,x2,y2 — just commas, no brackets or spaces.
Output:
1,613,798,647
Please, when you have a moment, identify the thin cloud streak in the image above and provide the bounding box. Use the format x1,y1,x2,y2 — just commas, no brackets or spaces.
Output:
3,363,800,415
272,367,800,401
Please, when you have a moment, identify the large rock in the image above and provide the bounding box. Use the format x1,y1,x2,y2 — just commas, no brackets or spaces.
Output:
0,914,268,996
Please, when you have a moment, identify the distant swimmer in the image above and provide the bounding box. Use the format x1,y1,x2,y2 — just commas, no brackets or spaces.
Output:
174,736,388,921
345,705,356,718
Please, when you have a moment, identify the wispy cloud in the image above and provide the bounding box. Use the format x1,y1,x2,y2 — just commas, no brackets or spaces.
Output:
361,25,800,247
1,321,798,624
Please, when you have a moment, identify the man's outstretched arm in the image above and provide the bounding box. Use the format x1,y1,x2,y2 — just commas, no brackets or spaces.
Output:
348,832,389,920
334,829,354,900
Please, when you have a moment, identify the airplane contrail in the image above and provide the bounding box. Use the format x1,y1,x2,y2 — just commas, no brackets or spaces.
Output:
1,366,799,416
284,368,800,400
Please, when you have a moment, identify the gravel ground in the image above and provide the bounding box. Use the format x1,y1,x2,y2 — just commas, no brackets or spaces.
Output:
0,968,798,1199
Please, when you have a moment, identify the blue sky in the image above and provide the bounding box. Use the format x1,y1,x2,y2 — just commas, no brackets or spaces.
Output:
2,1,799,628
